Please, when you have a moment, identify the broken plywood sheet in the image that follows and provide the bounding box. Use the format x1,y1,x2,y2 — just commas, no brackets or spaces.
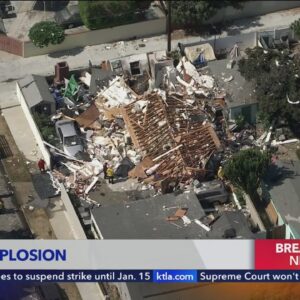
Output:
103,107,123,121
128,156,154,179
75,103,100,128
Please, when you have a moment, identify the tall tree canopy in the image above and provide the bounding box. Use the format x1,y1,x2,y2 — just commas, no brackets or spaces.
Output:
224,149,270,199
238,47,300,125
171,1,244,28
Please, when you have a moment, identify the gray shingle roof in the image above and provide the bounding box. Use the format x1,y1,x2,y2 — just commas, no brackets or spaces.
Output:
265,160,300,236
89,68,116,95
207,211,255,239
91,191,208,239
18,75,55,108
205,59,257,109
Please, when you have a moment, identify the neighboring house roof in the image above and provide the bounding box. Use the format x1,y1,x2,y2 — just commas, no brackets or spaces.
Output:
184,43,216,63
91,191,208,239
18,75,55,108
89,68,116,95
205,59,257,109
31,173,60,200
207,211,256,239
265,160,300,237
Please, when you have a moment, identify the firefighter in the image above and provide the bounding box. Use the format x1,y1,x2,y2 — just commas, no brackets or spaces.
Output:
38,158,46,173
106,166,114,184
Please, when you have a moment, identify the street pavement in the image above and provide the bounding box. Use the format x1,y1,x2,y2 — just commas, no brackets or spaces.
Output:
1,7,300,86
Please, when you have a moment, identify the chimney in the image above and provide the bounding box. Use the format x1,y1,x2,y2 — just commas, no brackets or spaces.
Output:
54,61,69,84
100,60,111,71
223,228,236,239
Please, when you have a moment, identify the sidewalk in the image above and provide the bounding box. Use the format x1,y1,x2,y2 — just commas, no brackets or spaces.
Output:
1,7,300,84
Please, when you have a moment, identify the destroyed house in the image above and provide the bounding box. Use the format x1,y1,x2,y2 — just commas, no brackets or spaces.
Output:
17,75,56,115
122,92,221,185
90,191,208,239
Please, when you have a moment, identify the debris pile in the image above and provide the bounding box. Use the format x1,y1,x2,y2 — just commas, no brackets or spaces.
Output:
43,47,273,207
123,92,221,189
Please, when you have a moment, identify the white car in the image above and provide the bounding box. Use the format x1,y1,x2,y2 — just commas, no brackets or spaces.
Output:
55,120,84,158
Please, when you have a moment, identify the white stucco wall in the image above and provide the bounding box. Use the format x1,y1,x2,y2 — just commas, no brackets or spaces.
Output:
23,17,166,57
16,82,52,167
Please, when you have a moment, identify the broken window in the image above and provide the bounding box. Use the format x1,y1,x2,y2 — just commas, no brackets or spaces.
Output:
130,61,141,76
111,60,123,75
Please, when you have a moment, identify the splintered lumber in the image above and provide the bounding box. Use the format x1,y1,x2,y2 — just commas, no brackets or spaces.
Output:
121,91,221,183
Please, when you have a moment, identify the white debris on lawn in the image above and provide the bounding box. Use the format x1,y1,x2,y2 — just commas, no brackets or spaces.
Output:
271,139,299,146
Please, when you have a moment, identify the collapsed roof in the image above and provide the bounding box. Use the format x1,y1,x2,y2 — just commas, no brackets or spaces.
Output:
122,91,221,184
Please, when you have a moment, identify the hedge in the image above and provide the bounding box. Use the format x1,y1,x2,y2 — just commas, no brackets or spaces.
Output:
79,1,151,30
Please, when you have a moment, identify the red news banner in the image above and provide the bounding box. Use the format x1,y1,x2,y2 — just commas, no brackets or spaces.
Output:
255,240,300,270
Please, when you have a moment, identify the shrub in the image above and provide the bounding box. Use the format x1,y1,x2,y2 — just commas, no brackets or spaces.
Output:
224,149,271,200
29,21,65,48
79,1,151,30
33,112,56,143
291,18,300,36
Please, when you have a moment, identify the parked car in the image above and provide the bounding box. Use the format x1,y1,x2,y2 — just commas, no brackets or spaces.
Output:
194,179,229,204
54,5,82,29
55,120,84,158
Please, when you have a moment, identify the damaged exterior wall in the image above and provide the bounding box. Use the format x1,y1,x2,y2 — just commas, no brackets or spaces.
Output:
23,18,166,57
182,32,257,56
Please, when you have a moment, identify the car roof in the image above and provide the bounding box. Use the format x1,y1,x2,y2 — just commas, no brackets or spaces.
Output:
56,120,77,137
55,5,80,23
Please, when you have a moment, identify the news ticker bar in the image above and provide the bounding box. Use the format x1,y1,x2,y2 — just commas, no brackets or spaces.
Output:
0,270,300,283
1,240,300,270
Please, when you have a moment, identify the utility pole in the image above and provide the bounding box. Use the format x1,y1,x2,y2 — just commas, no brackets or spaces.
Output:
167,1,171,53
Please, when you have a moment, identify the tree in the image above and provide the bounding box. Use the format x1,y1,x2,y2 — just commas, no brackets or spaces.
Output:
238,47,300,125
171,1,244,29
79,1,151,30
33,112,56,143
29,21,65,48
291,18,300,36
224,149,270,200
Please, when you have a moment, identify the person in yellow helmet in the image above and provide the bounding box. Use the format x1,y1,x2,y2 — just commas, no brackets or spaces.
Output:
217,166,225,180
106,166,114,184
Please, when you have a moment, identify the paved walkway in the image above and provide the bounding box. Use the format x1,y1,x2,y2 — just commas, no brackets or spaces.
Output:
2,106,41,161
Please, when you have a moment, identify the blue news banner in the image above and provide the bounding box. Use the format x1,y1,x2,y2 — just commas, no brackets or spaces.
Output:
0,270,300,283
